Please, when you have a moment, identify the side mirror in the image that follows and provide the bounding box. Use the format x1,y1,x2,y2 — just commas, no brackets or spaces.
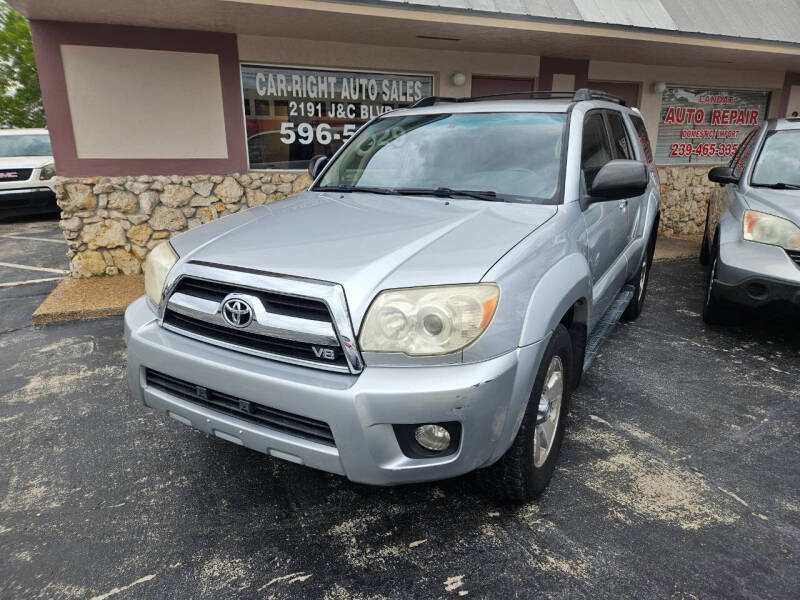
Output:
308,155,329,179
708,166,739,185
590,159,648,201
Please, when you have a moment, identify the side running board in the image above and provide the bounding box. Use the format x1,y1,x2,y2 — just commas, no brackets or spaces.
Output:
583,285,635,372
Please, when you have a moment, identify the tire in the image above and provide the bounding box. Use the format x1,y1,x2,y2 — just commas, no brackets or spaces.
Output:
699,209,711,266
492,324,573,502
622,228,657,321
702,236,735,325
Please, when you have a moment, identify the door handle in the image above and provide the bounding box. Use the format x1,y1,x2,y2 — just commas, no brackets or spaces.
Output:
618,200,628,210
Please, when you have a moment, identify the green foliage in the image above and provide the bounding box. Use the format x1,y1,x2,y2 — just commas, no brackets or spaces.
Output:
0,3,45,128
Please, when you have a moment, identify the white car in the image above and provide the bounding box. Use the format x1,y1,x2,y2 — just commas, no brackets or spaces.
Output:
0,128,58,219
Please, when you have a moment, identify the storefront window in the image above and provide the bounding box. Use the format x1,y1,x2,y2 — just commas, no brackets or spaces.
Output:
241,65,433,170
654,86,770,165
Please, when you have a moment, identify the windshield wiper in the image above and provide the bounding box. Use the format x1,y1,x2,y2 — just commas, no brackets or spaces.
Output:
315,185,396,195
395,187,508,202
753,182,800,190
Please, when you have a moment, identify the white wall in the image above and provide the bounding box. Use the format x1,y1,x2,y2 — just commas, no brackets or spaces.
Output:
61,45,229,159
237,35,540,97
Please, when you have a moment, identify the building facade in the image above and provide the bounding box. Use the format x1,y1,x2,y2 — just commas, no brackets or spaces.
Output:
8,0,800,276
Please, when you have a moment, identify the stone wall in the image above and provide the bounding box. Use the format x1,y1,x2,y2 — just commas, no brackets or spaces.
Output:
657,164,722,237
55,165,717,277
56,172,312,277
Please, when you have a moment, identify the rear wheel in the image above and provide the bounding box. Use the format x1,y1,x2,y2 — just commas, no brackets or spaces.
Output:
492,324,572,502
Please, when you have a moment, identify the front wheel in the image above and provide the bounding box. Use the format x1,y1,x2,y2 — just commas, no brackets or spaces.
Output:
702,237,736,325
493,324,573,502
698,201,711,267
699,213,711,265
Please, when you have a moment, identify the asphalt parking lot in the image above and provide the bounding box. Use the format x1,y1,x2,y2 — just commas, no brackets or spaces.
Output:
0,219,68,283
0,218,67,333
1,224,798,599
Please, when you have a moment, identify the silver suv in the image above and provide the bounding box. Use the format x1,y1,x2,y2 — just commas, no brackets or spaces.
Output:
125,89,661,500
702,118,800,323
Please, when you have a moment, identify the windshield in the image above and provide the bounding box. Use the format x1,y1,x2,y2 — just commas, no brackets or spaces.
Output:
751,130,800,188
317,112,566,202
0,134,52,158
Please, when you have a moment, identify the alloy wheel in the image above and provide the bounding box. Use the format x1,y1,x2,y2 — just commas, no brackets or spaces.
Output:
534,356,564,468
638,253,648,301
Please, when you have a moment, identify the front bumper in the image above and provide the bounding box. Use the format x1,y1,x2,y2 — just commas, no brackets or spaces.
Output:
125,296,543,485
0,186,58,217
714,239,800,310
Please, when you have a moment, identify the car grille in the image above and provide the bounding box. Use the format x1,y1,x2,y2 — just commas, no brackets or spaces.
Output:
163,277,349,372
787,249,800,267
145,369,335,446
173,277,331,321
0,168,32,182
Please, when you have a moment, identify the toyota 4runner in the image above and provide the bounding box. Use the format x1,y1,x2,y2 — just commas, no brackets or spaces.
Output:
125,89,661,500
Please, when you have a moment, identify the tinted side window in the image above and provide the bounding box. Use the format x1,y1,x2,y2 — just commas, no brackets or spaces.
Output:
731,128,759,179
629,115,653,163
581,112,613,194
607,111,632,159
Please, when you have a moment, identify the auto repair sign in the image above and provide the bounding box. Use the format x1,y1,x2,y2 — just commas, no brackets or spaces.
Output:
655,86,770,165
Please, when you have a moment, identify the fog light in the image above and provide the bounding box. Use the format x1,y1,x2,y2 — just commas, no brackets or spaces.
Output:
414,424,451,452
746,282,768,300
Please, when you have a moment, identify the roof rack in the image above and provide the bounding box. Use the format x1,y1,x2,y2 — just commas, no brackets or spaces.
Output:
410,88,627,108
572,88,627,106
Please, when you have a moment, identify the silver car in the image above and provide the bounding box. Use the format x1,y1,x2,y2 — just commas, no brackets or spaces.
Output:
125,90,661,500
702,118,800,323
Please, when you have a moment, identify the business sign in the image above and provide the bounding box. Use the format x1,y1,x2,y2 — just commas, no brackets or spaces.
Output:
241,65,433,170
655,86,770,165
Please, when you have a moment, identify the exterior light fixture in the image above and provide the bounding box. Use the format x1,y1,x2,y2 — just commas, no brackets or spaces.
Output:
653,81,667,94
451,72,467,87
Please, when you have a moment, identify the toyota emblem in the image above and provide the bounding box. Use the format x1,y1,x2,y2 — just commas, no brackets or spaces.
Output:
221,297,253,328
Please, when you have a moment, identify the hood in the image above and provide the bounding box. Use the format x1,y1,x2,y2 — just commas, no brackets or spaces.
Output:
0,156,54,170
744,187,800,226
172,191,556,323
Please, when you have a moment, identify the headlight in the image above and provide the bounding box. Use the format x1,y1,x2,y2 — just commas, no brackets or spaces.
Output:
359,284,499,356
743,211,800,250
144,242,178,306
39,163,56,180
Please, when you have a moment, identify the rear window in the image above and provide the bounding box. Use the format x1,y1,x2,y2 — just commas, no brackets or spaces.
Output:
629,115,653,163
